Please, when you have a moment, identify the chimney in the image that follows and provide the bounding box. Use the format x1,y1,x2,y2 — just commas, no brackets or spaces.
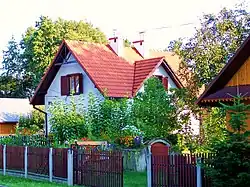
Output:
108,30,123,56
132,31,149,58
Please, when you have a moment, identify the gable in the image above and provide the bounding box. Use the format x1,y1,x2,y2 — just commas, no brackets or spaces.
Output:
226,57,250,86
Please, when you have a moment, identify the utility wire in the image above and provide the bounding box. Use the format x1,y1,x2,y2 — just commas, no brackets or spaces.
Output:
137,22,198,35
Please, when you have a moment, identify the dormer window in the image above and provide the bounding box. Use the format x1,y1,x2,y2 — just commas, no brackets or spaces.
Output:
154,75,168,90
61,73,83,96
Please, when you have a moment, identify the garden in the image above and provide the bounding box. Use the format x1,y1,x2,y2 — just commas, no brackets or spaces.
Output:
1,78,185,152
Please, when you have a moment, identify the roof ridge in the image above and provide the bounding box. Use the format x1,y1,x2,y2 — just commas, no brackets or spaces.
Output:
64,39,107,46
135,56,164,62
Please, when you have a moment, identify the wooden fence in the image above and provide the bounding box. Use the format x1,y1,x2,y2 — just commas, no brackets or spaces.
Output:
53,148,68,179
0,145,68,181
6,146,24,171
150,153,214,187
27,147,49,175
0,145,124,187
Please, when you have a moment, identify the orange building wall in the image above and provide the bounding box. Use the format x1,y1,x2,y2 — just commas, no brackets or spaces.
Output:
0,123,17,135
227,57,250,86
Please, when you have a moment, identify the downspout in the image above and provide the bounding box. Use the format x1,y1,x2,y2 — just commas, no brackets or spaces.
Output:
32,105,48,138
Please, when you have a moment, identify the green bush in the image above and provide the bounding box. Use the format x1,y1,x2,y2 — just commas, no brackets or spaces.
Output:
87,93,132,141
17,108,45,135
48,96,88,143
132,77,180,141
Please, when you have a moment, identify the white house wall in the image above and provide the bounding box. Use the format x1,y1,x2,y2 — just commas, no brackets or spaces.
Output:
137,65,177,93
45,55,103,131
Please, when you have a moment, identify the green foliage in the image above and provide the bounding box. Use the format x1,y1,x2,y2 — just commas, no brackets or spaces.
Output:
132,77,180,141
0,135,50,147
121,125,144,137
167,4,250,152
48,96,88,143
47,78,180,147
169,5,250,88
207,97,250,187
0,37,33,97
0,16,107,97
87,93,132,141
22,16,107,88
200,107,227,149
17,108,45,135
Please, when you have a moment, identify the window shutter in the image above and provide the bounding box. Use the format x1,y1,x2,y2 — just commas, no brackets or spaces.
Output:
61,76,69,95
162,77,168,90
79,74,83,93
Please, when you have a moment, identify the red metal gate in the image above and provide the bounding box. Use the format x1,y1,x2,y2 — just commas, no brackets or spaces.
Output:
73,149,123,187
152,154,197,187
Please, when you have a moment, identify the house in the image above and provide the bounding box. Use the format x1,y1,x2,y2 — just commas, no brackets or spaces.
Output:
0,98,32,136
30,36,199,133
196,34,250,131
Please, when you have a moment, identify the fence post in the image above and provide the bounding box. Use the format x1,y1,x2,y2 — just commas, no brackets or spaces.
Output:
196,157,202,187
67,149,73,186
3,145,6,176
49,148,53,182
24,146,28,178
147,150,152,187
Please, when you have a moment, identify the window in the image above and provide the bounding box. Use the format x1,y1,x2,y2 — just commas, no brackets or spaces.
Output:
154,75,168,90
61,73,83,96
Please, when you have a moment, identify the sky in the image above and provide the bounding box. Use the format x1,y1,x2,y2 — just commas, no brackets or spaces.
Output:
0,0,249,65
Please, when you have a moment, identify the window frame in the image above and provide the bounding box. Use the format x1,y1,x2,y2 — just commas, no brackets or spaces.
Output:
67,73,82,95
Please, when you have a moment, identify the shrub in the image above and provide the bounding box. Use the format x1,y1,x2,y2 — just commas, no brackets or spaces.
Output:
132,77,180,141
48,96,89,143
87,93,132,141
17,108,45,135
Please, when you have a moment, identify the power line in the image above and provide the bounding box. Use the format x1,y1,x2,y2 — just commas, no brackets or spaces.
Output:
138,22,197,33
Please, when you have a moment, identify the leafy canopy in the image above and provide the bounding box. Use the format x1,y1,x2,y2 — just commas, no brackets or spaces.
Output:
169,5,250,89
132,77,180,141
0,16,107,97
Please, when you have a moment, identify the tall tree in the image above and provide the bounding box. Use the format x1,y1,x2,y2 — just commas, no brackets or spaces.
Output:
0,37,33,97
169,5,250,89
132,77,180,141
1,16,107,98
167,4,250,151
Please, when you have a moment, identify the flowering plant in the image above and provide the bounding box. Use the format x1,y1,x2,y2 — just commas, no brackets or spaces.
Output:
119,125,144,148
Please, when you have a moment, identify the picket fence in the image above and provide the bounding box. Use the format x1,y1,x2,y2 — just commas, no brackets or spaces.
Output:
0,145,124,187
147,153,214,187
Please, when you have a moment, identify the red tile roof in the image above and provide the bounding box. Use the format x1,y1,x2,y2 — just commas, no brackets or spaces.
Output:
65,41,134,98
133,57,164,94
30,40,182,105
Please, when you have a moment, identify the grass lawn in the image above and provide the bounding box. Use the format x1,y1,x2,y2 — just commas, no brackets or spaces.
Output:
0,172,146,187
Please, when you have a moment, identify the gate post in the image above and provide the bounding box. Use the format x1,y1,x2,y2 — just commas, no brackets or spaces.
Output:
3,145,6,176
147,149,152,187
49,148,53,182
24,146,28,178
67,149,73,186
196,157,202,187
